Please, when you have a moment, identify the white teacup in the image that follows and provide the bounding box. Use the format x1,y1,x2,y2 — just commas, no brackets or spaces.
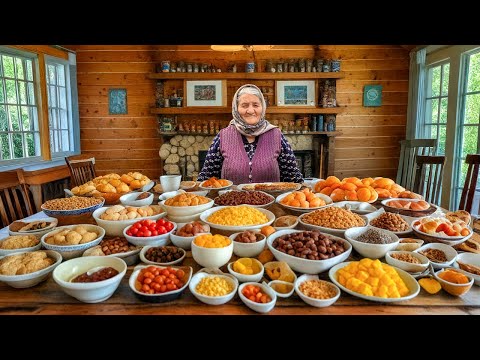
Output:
160,175,182,192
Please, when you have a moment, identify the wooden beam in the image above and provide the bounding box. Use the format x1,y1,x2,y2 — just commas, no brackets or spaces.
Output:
36,54,51,161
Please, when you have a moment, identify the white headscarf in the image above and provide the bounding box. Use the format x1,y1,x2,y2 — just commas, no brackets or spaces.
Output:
229,84,277,137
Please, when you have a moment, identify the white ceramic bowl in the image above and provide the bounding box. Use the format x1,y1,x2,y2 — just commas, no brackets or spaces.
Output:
294,274,341,307
189,272,238,305
238,282,276,313
328,261,420,303
214,190,275,209
344,226,400,259
230,231,266,258
368,213,413,236
0,233,42,257
188,190,209,197
82,246,141,266
119,191,154,207
169,222,211,250
385,250,430,273
303,177,321,189
123,221,177,247
160,198,214,217
227,259,264,283
41,224,105,260
166,213,202,223
276,191,332,213
455,252,480,286
0,250,62,288
8,217,58,237
267,280,295,298
52,256,127,303
92,207,166,237
267,229,352,274
298,211,369,237
158,190,186,201
200,206,275,232
395,238,424,251
381,198,432,212
415,242,458,269
140,245,186,266
333,201,378,215
199,179,233,191
411,217,473,246
273,215,299,230
191,235,233,268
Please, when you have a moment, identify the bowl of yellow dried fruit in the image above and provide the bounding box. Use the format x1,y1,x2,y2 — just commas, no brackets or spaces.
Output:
191,234,233,268
227,258,264,283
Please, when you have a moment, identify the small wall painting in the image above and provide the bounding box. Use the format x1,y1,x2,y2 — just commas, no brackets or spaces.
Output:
363,85,382,107
109,88,128,114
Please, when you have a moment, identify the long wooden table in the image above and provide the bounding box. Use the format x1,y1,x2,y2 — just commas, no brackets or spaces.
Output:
1,196,479,315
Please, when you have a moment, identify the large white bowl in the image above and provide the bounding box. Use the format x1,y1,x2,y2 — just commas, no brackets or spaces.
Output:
0,233,42,257
415,243,457,269
385,250,430,273
0,250,62,288
191,235,233,268
328,261,420,303
200,206,275,232
298,211,369,237
411,217,473,246
123,221,177,247
344,226,400,259
189,272,238,305
230,231,266,258
455,252,480,286
92,207,166,237
119,191,154,207
8,217,58,237
227,260,264,283
276,191,332,213
159,198,214,217
41,224,105,260
238,282,277,313
52,256,127,303
294,274,341,307
267,229,352,274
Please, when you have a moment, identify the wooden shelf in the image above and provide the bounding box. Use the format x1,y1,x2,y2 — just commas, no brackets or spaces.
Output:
151,106,343,115
159,131,341,137
148,72,345,80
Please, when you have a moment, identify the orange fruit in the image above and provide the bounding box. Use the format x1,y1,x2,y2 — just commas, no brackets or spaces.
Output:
356,187,371,202
261,225,276,237
325,176,340,186
314,180,327,192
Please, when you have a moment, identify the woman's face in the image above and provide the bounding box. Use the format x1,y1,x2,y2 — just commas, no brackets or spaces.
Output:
238,93,263,125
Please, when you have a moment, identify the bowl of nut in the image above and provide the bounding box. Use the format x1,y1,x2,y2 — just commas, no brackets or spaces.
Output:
230,230,266,258
267,229,352,274
213,190,275,209
82,236,141,266
170,221,211,250
140,245,186,266
41,197,105,226
294,274,341,308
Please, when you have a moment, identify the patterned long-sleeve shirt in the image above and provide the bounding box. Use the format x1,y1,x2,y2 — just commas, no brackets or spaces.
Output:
197,132,304,183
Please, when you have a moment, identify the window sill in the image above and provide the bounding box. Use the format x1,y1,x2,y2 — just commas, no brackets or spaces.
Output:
0,159,67,172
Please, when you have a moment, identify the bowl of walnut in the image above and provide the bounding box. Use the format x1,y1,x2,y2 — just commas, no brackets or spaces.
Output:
41,224,105,260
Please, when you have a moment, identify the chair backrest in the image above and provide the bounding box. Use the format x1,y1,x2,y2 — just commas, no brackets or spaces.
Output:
412,155,446,206
459,154,480,213
0,170,34,228
396,139,437,191
65,156,96,188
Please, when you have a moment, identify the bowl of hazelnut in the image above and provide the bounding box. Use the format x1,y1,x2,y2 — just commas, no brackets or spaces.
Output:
230,230,266,258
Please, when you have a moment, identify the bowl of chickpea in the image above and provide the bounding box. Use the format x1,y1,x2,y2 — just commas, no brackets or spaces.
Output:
189,271,238,305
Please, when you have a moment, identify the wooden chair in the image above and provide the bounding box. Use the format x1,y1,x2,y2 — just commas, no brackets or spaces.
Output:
65,156,96,188
459,154,480,213
396,139,437,191
0,170,34,228
412,155,446,206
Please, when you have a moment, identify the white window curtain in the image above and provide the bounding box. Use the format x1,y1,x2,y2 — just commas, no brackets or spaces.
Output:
406,48,427,139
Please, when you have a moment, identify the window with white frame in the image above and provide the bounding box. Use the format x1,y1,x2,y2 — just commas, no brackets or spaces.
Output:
422,61,449,155
0,50,41,163
0,46,78,169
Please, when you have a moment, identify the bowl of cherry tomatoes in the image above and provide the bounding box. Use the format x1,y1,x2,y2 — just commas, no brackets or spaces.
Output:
123,218,177,247
129,264,192,303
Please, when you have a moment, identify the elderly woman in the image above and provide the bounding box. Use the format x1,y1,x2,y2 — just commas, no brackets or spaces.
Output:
197,84,304,184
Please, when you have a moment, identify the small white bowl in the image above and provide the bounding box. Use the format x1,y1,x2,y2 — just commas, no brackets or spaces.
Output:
159,198,214,217
140,245,186,266
8,217,58,237
123,222,177,247
433,267,474,296
166,213,202,223
82,246,141,266
189,272,238,305
119,192,154,207
41,224,105,260
273,215,299,230
294,274,341,307
227,259,264,283
230,231,266,258
169,221,211,250
385,250,430,273
0,234,42,257
0,250,62,288
267,280,295,298
159,190,186,201
52,256,127,303
395,238,424,251
455,252,480,286
191,235,233,268
188,190,209,197
333,201,378,215
415,243,458,269
238,282,276,313
344,226,400,259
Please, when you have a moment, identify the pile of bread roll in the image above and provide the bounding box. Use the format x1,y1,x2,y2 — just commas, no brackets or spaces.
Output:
71,172,151,196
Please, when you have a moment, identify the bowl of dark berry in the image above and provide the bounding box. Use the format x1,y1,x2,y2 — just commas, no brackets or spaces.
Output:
230,230,266,258
140,245,186,266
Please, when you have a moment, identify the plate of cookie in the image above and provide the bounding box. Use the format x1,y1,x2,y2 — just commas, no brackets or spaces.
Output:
237,182,302,194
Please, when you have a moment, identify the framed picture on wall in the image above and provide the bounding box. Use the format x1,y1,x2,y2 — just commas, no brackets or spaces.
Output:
275,80,315,106
108,88,128,114
185,80,227,107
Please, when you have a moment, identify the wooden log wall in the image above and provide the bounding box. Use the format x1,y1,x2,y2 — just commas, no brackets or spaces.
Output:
67,45,410,180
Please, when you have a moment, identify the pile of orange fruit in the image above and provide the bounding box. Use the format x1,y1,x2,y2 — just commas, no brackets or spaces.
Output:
202,177,230,188
280,188,326,208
